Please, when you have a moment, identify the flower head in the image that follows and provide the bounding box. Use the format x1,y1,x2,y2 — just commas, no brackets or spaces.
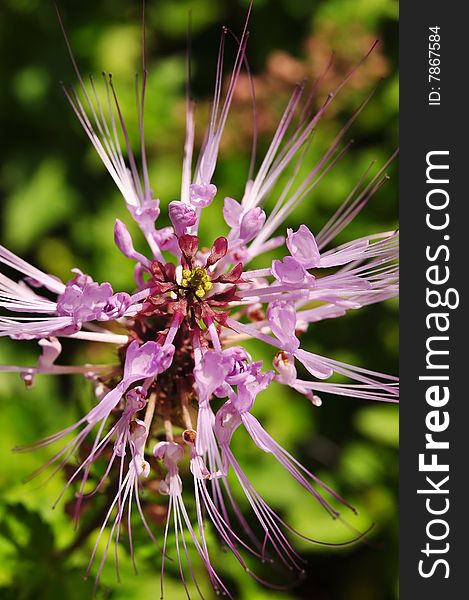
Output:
0,8,398,596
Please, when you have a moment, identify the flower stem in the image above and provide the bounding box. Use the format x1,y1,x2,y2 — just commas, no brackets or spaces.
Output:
180,393,193,430
163,417,174,442
144,391,157,429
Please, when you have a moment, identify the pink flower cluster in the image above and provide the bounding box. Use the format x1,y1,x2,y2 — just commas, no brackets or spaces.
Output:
0,9,398,597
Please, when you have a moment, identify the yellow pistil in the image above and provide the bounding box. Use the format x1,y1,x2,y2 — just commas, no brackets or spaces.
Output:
181,267,212,298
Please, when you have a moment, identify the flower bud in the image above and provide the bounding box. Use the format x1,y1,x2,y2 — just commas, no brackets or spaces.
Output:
114,219,151,266
271,256,315,287
239,207,266,242
273,351,297,385
223,196,242,227
267,300,300,353
101,292,132,320
189,183,217,208
286,224,320,268
169,201,197,236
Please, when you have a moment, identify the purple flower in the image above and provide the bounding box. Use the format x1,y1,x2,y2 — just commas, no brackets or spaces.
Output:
86,340,175,423
0,9,399,597
189,183,217,208
100,291,132,320
38,337,62,369
82,418,158,586
274,351,322,405
239,207,266,242
114,218,152,266
286,224,321,268
153,439,229,597
125,340,174,378
194,350,234,405
223,196,243,227
271,256,316,287
129,197,161,230
220,346,253,385
169,200,198,236
231,362,274,413
56,269,115,325
154,440,184,494
267,300,300,353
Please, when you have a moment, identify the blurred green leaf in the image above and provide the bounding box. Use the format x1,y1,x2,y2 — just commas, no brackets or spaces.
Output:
355,405,399,447
3,160,78,252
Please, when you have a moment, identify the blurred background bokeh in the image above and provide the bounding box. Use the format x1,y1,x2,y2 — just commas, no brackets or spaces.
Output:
0,0,398,598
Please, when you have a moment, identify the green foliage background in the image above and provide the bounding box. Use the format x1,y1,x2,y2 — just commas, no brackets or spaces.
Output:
0,0,398,598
